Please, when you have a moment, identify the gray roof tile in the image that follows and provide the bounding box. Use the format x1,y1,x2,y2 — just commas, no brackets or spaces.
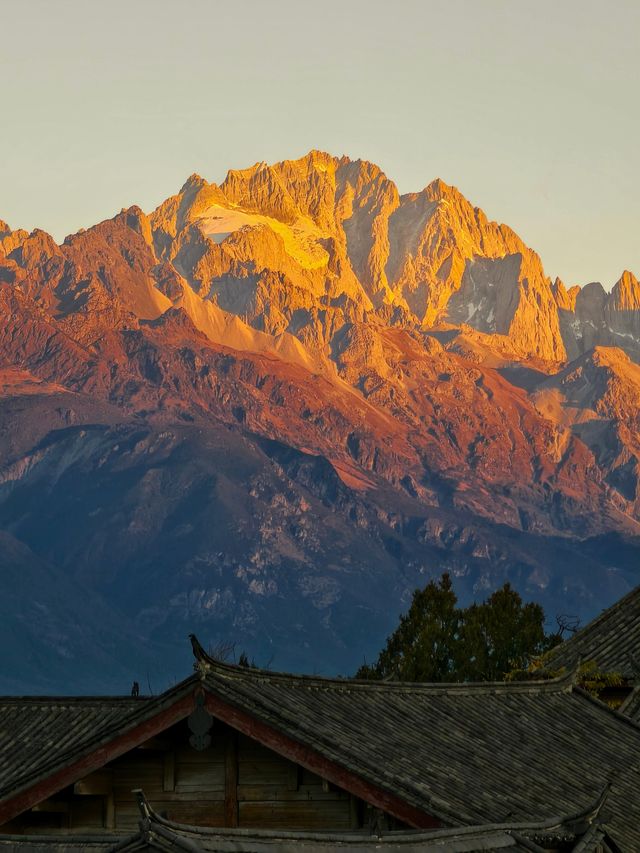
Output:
1,658,638,849
545,586,640,678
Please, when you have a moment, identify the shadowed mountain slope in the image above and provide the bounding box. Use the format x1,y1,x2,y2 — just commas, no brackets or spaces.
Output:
1,152,639,690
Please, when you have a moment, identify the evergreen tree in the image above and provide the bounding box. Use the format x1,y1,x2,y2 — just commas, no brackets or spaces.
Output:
456,584,552,681
356,574,555,683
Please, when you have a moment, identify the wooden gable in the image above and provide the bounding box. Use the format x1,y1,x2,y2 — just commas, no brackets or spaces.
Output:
2,715,395,837
0,687,410,834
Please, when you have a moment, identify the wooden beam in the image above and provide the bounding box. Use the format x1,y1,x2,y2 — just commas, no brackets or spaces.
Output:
163,752,176,793
0,691,196,826
105,793,115,830
349,794,361,830
224,731,238,828
203,692,440,830
31,800,69,814
286,763,300,792
73,770,113,796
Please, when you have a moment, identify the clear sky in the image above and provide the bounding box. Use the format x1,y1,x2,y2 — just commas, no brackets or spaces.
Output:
1,0,638,288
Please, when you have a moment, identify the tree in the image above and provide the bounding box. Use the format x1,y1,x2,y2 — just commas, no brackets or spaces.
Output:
358,573,459,682
456,584,554,681
356,574,557,683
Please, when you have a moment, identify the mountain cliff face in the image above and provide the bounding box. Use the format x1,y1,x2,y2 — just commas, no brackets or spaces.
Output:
1,151,639,692
533,347,640,514
148,153,574,362
555,271,640,362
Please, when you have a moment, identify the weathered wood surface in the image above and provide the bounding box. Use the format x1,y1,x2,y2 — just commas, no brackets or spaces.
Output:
224,730,238,827
6,720,365,835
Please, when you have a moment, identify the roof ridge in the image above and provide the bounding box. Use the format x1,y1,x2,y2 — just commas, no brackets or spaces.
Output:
547,585,640,657
619,683,640,717
0,696,151,703
572,684,640,733
190,634,575,694
200,657,576,694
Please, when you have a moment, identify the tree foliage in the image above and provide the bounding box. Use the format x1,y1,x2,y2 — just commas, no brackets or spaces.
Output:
356,573,559,682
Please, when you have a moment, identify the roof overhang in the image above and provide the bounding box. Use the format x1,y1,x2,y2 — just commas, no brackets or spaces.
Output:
0,689,197,826
0,678,442,830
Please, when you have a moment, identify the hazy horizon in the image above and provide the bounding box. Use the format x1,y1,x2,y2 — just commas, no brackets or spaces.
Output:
1,0,638,289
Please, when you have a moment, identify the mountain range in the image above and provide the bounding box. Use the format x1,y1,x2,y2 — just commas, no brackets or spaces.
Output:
1,151,639,693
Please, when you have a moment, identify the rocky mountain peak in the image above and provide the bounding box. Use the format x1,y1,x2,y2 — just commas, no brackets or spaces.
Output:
110,206,154,246
611,270,640,310
6,150,640,374
2,155,640,687
8,228,61,269
307,148,339,168
552,277,573,311
144,152,599,363
423,177,461,203
590,344,632,367
180,173,207,193
581,281,607,299
220,161,303,225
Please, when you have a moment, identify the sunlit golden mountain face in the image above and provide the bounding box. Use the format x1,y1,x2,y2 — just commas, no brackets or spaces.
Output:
1,151,639,692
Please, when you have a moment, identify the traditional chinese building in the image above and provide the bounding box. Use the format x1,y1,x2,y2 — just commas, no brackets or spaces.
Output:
545,584,640,715
0,639,635,851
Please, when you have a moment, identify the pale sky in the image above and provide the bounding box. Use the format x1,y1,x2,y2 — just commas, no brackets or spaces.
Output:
1,0,638,289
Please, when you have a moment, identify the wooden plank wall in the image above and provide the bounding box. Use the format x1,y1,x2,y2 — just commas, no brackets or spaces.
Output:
237,734,354,831
6,720,362,835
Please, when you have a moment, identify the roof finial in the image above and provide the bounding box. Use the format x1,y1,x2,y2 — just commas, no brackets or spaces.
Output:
189,633,208,662
189,633,214,678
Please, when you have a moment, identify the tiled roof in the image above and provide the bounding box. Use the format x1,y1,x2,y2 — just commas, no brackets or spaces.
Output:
196,659,640,848
0,838,123,852
619,685,640,722
1,651,639,848
0,788,617,852
0,696,142,799
125,787,618,852
545,585,640,678
0,683,197,804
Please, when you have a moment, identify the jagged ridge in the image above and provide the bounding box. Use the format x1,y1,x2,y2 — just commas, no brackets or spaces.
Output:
1,151,639,688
